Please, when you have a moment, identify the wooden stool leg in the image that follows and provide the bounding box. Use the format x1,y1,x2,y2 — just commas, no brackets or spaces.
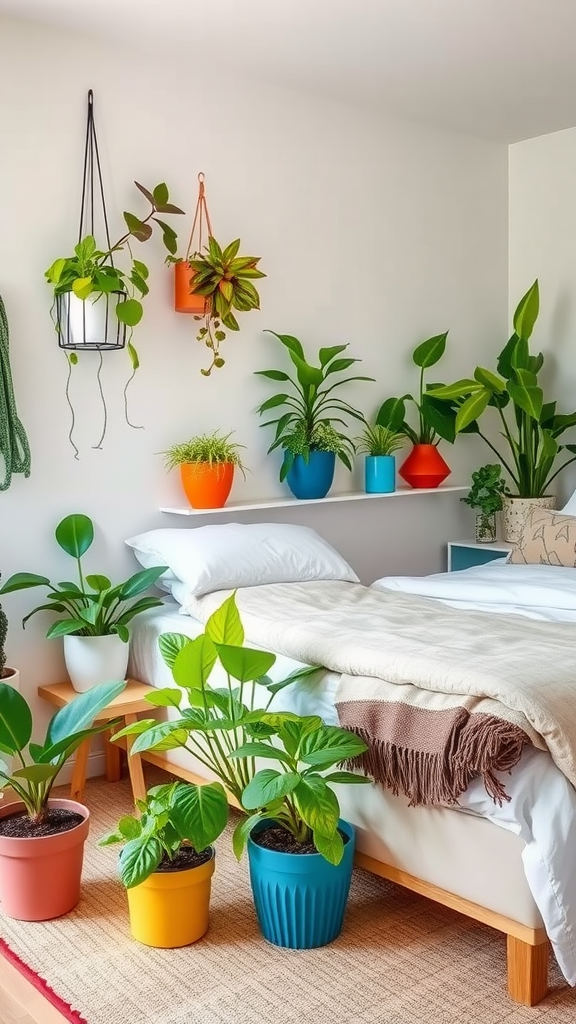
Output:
70,739,90,803
103,727,122,783
124,713,147,804
507,934,549,1005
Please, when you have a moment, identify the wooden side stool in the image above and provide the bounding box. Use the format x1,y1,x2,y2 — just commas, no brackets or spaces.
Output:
38,678,157,804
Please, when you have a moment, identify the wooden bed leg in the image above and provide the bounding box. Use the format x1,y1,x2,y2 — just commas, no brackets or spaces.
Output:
507,934,548,1005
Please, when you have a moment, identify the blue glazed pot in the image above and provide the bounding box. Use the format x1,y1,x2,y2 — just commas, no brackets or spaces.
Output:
247,818,355,949
284,450,336,500
365,455,395,494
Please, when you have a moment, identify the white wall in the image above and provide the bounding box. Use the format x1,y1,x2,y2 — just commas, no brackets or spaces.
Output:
509,127,576,502
0,15,508,745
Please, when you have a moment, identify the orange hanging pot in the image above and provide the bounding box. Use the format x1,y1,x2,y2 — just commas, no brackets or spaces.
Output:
174,262,210,315
399,444,450,489
180,462,234,509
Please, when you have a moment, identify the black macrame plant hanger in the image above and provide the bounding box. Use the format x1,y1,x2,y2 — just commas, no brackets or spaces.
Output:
56,89,126,353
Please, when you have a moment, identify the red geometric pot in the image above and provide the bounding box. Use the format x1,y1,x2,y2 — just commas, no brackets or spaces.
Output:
0,798,90,921
399,443,450,489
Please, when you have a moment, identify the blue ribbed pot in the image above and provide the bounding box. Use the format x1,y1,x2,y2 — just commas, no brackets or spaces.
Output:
365,455,395,493
247,819,355,949
284,450,336,500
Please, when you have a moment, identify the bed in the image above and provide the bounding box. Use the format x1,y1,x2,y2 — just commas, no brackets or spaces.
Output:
125,520,576,1006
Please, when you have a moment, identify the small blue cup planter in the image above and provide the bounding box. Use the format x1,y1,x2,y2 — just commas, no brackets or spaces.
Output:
285,450,336,500
247,818,355,949
365,454,395,493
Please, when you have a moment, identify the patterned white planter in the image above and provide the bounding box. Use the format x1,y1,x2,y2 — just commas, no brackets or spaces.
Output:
64,634,129,693
501,496,557,543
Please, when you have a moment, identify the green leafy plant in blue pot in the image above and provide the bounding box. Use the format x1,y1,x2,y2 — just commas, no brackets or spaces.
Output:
113,592,370,948
255,332,374,499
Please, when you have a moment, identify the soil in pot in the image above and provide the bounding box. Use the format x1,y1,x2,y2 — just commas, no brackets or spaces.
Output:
0,807,84,839
252,825,350,855
156,846,212,872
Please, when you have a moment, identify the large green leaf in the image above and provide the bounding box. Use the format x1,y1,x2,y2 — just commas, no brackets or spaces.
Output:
119,567,167,600
119,835,163,888
313,828,344,865
264,331,305,359
158,632,191,670
215,645,275,683
319,344,348,367
323,770,372,785
145,688,183,709
12,764,59,784
294,775,339,837
288,352,323,389
85,574,112,592
130,721,190,754
39,719,121,764
116,299,143,327
55,514,94,558
412,332,448,369
242,769,300,810
47,679,126,747
228,742,291,765
298,725,368,768
474,367,506,392
428,379,481,401
205,594,244,645
45,618,87,639
420,395,456,443
455,389,491,432
172,634,217,690
0,572,51,594
170,781,228,850
513,280,539,342
375,396,408,432
507,382,543,421
0,684,33,754
254,369,290,382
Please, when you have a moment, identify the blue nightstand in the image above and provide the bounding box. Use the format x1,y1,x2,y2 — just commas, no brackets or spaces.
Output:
447,540,513,572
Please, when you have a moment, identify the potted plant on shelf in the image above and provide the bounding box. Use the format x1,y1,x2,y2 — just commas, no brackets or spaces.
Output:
0,514,167,692
113,593,369,947
376,331,453,489
461,464,507,543
100,779,228,947
354,422,405,494
429,281,576,540
45,182,184,451
0,678,126,920
168,237,265,377
162,430,247,509
255,331,374,500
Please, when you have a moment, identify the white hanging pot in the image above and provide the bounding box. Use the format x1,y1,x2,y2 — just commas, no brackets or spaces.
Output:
63,634,129,693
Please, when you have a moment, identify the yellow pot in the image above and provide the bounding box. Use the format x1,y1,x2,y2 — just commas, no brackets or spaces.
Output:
126,849,215,948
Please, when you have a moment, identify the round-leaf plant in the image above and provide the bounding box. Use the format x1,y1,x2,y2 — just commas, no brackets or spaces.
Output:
0,513,167,642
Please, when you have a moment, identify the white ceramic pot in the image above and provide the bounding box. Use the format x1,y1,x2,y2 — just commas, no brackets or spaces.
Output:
501,495,557,543
63,634,129,693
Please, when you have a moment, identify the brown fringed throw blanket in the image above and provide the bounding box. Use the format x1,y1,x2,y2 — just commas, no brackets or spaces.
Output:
186,580,576,806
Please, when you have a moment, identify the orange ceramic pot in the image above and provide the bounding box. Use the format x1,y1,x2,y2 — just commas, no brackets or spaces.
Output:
0,798,90,921
174,263,209,315
399,444,450,489
180,462,234,509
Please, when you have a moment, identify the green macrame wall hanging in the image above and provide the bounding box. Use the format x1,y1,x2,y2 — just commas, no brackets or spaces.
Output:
0,294,31,490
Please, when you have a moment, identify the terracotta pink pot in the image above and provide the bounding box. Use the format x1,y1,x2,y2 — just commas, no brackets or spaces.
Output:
0,798,90,921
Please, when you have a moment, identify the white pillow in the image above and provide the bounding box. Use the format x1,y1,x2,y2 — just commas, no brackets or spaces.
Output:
125,523,359,598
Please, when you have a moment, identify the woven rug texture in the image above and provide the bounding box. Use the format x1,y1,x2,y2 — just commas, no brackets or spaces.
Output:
0,770,575,1024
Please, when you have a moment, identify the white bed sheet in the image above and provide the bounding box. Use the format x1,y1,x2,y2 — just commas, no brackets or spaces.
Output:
129,596,576,984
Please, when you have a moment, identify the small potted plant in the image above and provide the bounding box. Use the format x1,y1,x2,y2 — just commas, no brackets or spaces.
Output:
461,464,507,543
0,678,126,920
255,332,374,500
168,237,265,376
113,593,370,949
0,514,166,692
162,430,247,509
355,422,405,494
231,716,370,949
100,779,228,947
376,331,453,488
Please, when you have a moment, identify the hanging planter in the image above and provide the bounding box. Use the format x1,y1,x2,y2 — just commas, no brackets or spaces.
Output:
167,173,265,376
45,90,184,456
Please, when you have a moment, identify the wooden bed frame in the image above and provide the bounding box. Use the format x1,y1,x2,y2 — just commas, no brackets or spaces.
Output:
137,746,550,1007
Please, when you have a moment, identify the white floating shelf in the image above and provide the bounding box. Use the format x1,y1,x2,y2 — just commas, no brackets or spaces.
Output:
160,485,468,516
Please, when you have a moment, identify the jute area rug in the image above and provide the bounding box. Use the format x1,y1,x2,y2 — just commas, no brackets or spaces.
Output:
1,770,575,1024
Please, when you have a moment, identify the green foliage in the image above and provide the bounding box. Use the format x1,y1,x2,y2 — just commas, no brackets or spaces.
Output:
45,181,184,361
178,237,265,376
461,464,507,516
354,423,405,457
0,679,126,821
256,332,374,482
113,593,369,863
0,513,166,640
99,780,228,888
162,430,247,477
430,282,576,497
376,332,451,446
0,575,7,677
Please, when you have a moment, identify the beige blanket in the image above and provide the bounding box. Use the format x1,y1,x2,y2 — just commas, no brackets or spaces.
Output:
186,580,576,802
